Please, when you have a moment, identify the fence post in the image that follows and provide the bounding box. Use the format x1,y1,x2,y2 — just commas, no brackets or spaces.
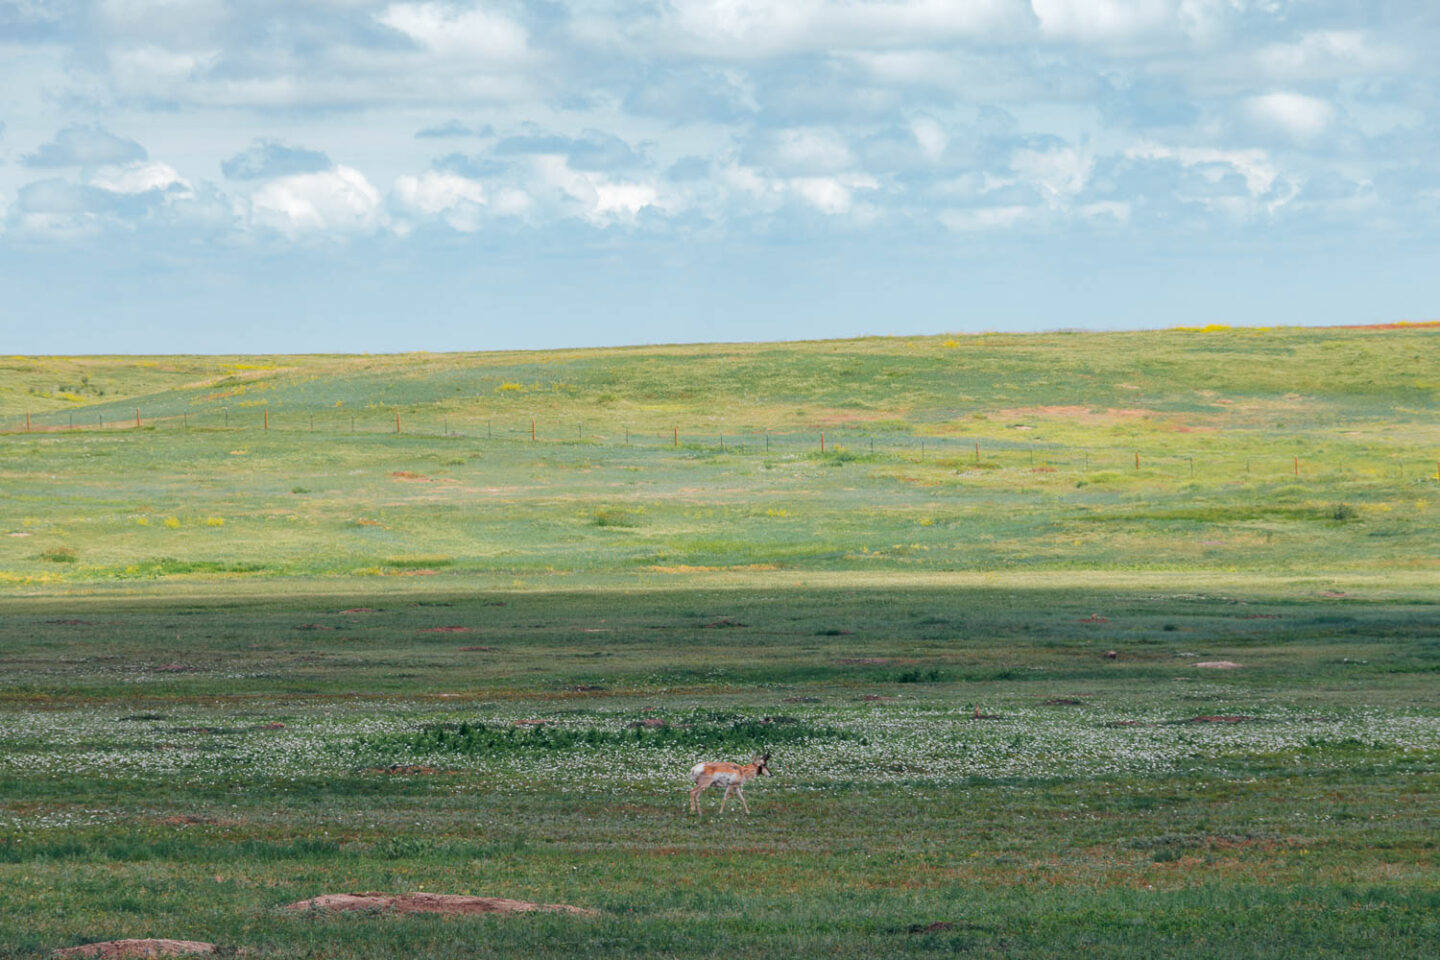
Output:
25,412,30,432
820,432,825,453
264,409,268,431
1134,452,1139,470
532,419,536,441
765,430,769,452
135,408,141,429
673,427,678,447
1294,456,1299,477
396,413,401,434
975,441,979,463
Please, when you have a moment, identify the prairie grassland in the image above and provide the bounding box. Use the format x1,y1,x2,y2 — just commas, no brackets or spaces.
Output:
2,587,1438,958
1,326,1438,593
1,327,1438,957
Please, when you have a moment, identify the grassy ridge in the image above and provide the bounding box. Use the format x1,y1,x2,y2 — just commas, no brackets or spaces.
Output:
1,327,1437,592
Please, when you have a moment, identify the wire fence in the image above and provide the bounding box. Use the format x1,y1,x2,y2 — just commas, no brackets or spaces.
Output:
4,407,1438,482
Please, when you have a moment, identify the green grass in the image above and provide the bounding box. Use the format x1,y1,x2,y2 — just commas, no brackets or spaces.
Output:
1,326,1437,593
1,586,1438,958
1,327,1438,956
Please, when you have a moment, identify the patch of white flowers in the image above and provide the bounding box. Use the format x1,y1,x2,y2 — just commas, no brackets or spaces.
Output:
2,698,1436,799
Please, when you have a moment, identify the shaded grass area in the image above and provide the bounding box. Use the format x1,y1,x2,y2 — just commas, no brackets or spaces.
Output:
2,587,1438,958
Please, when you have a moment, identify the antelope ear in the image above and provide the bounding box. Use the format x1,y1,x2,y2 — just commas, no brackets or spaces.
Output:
762,752,771,761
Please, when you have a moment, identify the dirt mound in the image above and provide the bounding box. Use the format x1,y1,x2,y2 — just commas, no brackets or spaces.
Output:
53,940,216,958
1195,660,1243,669
284,892,595,916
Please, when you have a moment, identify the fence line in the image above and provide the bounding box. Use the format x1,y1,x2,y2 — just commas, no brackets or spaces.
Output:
4,408,1438,481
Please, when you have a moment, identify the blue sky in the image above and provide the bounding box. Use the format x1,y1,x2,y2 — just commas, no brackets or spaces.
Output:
1,1,1437,353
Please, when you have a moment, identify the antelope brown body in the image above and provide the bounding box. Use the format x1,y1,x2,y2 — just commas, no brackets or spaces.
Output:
688,753,771,814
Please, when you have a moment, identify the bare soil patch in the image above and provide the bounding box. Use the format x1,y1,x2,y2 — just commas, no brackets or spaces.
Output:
53,940,217,959
1195,660,1243,669
283,892,596,916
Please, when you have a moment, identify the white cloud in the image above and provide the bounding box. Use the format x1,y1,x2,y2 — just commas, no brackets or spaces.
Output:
250,165,383,235
1241,91,1337,143
377,2,532,63
1031,0,1176,42
1128,143,1279,196
661,0,1031,58
88,161,190,196
940,204,1037,231
1011,145,1092,201
1254,30,1399,81
391,170,488,232
531,155,661,224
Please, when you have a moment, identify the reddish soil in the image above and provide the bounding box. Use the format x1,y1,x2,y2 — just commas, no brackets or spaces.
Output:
1080,614,1108,623
52,941,216,959
283,892,596,916
1338,320,1440,330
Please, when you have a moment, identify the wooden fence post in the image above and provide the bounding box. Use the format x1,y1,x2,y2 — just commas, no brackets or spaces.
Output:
264,409,268,431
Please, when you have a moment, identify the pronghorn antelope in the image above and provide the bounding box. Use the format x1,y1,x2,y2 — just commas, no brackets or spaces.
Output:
688,753,771,815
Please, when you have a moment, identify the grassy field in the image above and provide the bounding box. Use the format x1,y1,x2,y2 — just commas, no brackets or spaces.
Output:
1,325,1438,592
2,326,1438,957
2,586,1438,958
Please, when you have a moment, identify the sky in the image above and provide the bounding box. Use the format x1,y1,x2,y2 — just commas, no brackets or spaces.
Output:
1,1,1438,353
